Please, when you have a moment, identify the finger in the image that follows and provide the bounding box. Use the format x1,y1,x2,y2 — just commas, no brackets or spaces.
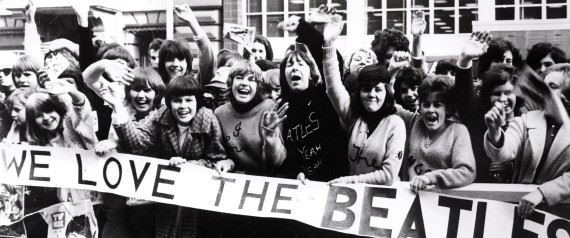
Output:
213,164,222,175
272,115,288,128
277,103,289,118
479,31,489,43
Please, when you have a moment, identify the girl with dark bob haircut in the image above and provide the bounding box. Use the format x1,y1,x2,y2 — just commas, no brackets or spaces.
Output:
243,35,274,61
158,40,193,84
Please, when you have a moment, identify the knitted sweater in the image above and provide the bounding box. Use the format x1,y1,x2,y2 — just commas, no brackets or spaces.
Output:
214,99,286,175
322,46,406,185
397,107,476,188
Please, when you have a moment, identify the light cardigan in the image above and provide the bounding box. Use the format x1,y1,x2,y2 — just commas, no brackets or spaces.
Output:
323,46,406,185
485,110,570,206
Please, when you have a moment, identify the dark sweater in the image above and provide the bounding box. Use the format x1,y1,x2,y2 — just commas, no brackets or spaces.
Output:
278,85,348,181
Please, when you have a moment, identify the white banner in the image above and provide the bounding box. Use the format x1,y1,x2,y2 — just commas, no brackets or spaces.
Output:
0,144,569,237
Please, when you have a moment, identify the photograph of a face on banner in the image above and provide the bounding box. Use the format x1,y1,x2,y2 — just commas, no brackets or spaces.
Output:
0,184,25,238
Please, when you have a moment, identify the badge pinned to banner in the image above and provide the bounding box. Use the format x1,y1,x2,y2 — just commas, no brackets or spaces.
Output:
224,23,256,53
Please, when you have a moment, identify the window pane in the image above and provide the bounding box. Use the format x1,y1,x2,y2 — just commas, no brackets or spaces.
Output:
434,10,454,34
248,0,261,12
267,15,284,37
434,0,454,7
268,0,284,12
459,8,478,33
331,0,347,10
289,0,304,11
367,11,383,35
412,0,429,8
521,6,541,19
496,7,515,19
387,0,406,9
387,11,406,32
248,15,262,34
547,0,566,3
459,0,478,7
368,0,382,9
495,0,514,4
547,5,567,19
521,0,541,4
310,0,327,9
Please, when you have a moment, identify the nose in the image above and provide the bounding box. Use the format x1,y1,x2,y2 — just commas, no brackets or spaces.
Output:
136,90,146,98
540,64,547,74
42,113,50,120
11,110,17,118
406,90,415,98
498,93,508,102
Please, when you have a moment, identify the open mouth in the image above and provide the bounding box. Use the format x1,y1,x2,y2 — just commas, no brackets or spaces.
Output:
177,110,192,119
290,75,302,82
42,118,55,127
134,98,150,106
425,114,438,123
237,87,251,95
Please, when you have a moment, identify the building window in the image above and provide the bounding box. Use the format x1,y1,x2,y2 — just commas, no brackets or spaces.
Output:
246,0,347,37
366,0,478,35
495,0,568,20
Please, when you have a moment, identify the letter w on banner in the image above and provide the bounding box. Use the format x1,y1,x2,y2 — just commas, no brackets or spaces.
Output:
1,144,570,237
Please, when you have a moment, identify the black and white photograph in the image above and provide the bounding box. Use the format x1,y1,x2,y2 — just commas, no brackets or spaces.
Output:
0,0,570,237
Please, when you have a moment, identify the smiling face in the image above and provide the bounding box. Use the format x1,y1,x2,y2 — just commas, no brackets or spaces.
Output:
285,55,311,93
350,51,374,74
11,102,26,126
360,82,386,113
170,95,197,126
251,42,267,61
14,71,38,88
129,87,156,114
399,82,419,112
35,110,61,132
489,81,516,118
231,74,257,104
420,92,447,133
165,58,188,80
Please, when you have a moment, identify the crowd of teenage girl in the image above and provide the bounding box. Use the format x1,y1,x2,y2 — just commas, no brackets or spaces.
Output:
1,1,570,237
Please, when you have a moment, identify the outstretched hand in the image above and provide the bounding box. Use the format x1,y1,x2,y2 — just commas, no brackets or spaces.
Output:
460,31,491,65
322,13,344,46
174,4,196,24
260,99,289,139
411,11,426,36
103,59,134,86
25,0,36,22
307,4,340,24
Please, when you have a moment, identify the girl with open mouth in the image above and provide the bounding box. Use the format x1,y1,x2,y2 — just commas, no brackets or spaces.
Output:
97,72,231,238
321,18,406,186
397,74,476,193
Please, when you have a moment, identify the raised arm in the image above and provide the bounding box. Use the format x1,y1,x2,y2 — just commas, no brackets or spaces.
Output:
456,31,491,122
70,0,96,71
322,15,351,125
174,4,215,86
410,10,427,72
24,0,43,63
